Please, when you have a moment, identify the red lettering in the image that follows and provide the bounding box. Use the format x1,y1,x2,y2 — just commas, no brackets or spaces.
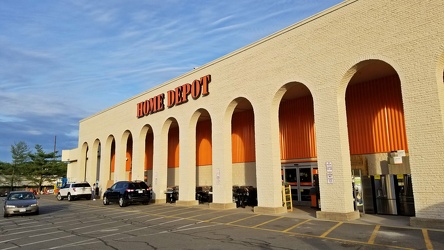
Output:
149,98,156,112
157,94,165,111
136,75,211,118
200,74,211,96
183,83,191,102
175,86,183,105
137,102,144,118
191,79,201,99
142,100,149,116
167,90,175,108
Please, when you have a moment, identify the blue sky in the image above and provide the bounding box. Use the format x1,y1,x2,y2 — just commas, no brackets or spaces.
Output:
0,0,342,162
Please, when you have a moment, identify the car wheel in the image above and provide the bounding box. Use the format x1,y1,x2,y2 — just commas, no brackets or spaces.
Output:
56,193,63,201
67,193,72,201
34,209,39,215
87,195,92,200
118,197,126,207
103,196,109,205
3,212,8,218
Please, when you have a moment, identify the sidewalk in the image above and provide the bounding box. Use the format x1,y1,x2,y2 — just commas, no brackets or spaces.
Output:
286,206,412,228
233,205,412,228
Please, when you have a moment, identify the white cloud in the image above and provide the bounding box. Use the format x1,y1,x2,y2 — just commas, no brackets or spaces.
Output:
0,115,25,123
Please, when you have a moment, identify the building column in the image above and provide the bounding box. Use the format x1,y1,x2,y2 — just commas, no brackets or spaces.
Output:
98,142,111,197
314,88,359,221
152,125,168,203
132,135,145,182
253,102,286,214
114,140,126,182
209,114,236,209
176,119,198,206
401,64,444,229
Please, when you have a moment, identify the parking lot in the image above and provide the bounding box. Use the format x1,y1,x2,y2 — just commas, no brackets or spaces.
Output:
1,195,443,249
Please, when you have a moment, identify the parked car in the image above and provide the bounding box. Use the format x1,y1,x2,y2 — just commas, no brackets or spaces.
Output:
3,191,39,217
103,181,151,207
56,182,92,201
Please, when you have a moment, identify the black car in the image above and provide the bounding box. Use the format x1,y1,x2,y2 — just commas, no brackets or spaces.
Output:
103,181,151,207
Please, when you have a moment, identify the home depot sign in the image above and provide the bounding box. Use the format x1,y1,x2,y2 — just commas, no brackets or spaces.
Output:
136,74,211,118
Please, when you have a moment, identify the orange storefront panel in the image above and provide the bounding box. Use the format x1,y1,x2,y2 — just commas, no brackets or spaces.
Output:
346,75,408,154
125,136,133,172
145,133,154,170
110,140,115,173
168,127,180,168
232,110,256,163
279,95,317,160
196,120,212,166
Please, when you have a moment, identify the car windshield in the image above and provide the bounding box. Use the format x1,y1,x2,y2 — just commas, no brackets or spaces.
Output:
8,193,35,200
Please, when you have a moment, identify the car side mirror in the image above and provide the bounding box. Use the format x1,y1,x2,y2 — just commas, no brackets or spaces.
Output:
107,188,112,191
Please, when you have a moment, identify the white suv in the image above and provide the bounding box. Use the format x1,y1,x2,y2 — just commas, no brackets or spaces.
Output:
56,182,92,201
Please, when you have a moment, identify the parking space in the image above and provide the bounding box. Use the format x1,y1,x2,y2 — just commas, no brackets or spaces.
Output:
326,223,376,243
374,226,428,249
1,195,444,249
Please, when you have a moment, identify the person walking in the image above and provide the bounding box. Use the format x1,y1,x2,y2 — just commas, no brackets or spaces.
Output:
92,184,96,200
95,183,99,200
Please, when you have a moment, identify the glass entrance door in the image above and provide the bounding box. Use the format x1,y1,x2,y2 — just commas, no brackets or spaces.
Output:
282,164,317,206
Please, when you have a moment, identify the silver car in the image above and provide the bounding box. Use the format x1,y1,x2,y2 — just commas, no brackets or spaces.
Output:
3,191,39,217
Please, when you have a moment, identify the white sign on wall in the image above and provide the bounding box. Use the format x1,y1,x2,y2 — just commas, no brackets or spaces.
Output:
216,168,220,185
326,162,333,184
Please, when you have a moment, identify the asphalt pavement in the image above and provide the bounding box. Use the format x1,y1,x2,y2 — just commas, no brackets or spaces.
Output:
0,194,442,249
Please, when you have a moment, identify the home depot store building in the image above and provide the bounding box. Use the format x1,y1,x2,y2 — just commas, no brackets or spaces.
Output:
62,0,444,228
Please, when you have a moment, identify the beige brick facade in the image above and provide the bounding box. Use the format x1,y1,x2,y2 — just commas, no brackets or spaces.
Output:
63,0,444,227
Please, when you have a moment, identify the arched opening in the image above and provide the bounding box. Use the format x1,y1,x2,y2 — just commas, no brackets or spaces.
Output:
92,139,101,185
125,133,133,181
231,98,257,207
278,83,318,207
195,109,212,203
144,126,154,186
345,59,412,216
167,119,180,188
110,138,116,181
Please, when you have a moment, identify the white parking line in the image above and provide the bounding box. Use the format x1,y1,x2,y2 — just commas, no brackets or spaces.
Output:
0,225,58,237
1,235,76,250
176,221,204,229
0,238,20,244
48,225,150,249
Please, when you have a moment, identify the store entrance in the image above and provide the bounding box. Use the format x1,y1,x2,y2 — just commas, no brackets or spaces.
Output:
282,164,318,206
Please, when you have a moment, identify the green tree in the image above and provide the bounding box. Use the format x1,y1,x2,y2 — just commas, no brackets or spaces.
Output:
10,141,31,190
27,144,67,192
0,161,12,186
